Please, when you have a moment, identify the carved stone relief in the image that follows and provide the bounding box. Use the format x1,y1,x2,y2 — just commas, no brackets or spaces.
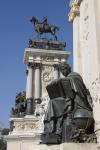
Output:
68,0,82,21
15,122,25,131
41,65,54,97
90,77,100,133
35,96,50,131
44,57,54,62
91,77,100,104
13,120,39,131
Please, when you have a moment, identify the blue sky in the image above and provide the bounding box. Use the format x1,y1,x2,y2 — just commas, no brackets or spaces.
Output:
0,0,73,128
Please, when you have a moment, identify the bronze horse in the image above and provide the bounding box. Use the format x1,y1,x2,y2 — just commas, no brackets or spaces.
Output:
30,16,59,40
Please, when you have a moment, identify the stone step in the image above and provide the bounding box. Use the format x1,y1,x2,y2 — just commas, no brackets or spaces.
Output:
33,144,100,150
7,143,100,150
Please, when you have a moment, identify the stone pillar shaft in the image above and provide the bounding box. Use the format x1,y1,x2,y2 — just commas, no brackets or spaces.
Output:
26,65,33,99
53,64,59,79
26,63,33,115
34,63,41,102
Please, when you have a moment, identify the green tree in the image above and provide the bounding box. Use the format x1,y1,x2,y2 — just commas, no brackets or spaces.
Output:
1,128,10,135
0,128,10,150
0,139,6,150
16,91,26,102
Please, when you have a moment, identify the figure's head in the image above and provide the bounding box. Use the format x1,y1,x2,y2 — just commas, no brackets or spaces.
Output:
30,16,37,24
60,63,71,77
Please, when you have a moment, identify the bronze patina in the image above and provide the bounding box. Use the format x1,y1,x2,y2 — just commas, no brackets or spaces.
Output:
30,16,59,40
41,63,96,144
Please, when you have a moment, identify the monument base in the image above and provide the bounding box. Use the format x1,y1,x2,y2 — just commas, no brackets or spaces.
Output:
5,115,43,147
6,142,100,150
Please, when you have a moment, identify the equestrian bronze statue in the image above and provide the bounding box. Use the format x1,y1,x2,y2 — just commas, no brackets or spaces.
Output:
30,16,59,40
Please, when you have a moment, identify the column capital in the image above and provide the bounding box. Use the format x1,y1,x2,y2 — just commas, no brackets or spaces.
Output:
27,62,33,67
33,63,42,69
26,63,33,76
68,0,83,22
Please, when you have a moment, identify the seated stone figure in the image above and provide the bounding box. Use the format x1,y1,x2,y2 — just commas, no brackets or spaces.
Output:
41,63,96,144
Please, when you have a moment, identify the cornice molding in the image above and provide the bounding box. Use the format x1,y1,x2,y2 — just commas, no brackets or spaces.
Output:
68,0,83,22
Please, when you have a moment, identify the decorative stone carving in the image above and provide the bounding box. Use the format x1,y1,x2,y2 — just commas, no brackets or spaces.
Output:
91,77,100,104
14,122,25,131
25,122,38,130
12,118,39,132
35,96,50,132
43,72,52,82
45,57,54,62
41,65,54,97
68,0,83,22
91,77,100,141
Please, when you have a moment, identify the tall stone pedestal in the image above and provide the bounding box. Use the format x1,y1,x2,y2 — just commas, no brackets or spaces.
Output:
6,39,69,150
69,0,100,142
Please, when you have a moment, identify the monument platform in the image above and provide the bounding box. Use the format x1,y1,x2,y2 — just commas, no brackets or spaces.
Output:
34,144,100,150
24,47,70,65
6,142,100,150
28,38,66,51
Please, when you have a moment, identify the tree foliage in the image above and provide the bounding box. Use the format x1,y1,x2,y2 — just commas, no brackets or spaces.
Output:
16,91,26,103
0,128,10,150
0,139,6,150
1,128,10,135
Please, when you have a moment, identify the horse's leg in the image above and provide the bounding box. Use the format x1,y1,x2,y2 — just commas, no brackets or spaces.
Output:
51,28,57,40
51,32,57,40
54,35,57,40
37,32,41,39
36,26,41,38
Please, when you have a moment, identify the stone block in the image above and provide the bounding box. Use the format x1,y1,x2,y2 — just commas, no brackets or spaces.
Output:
7,143,100,150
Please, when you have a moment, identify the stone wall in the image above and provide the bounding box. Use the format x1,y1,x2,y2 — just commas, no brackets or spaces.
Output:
69,0,100,142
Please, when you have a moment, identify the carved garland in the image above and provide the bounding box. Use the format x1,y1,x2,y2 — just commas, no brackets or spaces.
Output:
42,66,54,83
14,121,39,131
68,0,83,22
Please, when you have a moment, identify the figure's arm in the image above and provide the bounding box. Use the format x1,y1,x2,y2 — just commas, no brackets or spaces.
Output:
42,16,47,24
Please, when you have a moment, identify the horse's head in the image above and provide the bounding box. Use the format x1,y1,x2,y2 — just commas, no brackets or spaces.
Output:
30,16,38,25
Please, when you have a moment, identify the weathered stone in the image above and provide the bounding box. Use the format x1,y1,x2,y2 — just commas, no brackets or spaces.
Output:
69,0,100,142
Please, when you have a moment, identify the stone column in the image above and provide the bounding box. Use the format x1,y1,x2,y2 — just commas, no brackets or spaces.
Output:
34,63,42,104
26,63,33,115
69,0,100,142
53,64,59,79
68,0,83,75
